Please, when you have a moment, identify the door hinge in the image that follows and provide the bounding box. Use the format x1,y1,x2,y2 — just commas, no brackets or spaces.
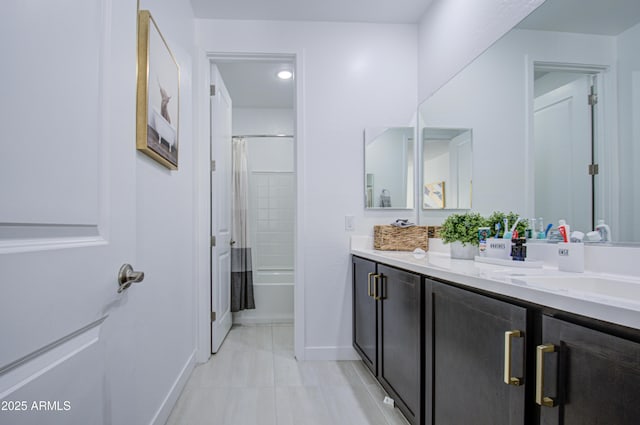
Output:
211,160,216,172
588,93,598,106
211,311,216,322
588,163,599,176
211,236,216,247
210,84,216,96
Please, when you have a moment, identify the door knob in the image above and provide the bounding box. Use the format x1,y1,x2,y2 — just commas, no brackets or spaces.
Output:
117,264,145,293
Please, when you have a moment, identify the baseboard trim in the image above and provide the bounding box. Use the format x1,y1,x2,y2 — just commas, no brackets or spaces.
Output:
303,345,361,361
232,315,294,326
150,350,196,425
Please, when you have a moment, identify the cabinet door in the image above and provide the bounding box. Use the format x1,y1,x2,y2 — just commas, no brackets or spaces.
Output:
352,256,378,374
429,281,527,425
378,264,423,425
539,315,640,425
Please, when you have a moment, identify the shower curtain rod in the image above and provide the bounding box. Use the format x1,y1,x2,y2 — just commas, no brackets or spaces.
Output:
232,134,294,139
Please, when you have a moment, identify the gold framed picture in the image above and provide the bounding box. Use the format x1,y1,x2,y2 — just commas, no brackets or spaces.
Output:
423,181,445,209
136,10,180,170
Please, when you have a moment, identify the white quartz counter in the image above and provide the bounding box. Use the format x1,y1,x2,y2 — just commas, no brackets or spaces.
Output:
351,243,640,331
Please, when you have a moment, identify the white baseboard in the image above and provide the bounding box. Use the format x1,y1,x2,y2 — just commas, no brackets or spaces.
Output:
150,350,196,425
232,314,294,326
303,345,361,361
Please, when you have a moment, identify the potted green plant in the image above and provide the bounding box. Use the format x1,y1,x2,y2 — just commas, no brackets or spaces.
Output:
441,212,485,259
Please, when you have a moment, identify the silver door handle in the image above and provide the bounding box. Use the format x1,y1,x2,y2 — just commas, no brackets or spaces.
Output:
118,264,145,293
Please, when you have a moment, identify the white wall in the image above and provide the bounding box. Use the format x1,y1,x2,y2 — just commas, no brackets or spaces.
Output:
238,109,294,273
130,1,198,423
419,29,616,226
233,108,294,137
196,19,417,359
418,0,545,102
234,108,295,172
232,108,296,324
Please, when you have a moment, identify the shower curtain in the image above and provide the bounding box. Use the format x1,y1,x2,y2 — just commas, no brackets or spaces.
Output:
231,137,255,312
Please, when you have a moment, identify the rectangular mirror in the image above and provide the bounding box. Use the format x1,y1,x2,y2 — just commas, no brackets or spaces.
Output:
422,127,472,209
417,0,640,243
364,127,415,209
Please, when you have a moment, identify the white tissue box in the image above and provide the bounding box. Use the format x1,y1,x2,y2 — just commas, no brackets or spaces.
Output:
557,242,584,273
485,238,512,260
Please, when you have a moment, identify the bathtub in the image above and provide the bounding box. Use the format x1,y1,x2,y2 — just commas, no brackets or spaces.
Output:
232,270,294,325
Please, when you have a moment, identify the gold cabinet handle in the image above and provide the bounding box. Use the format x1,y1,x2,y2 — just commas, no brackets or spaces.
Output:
367,272,374,297
536,343,557,407
373,274,379,300
504,330,523,386
374,274,383,300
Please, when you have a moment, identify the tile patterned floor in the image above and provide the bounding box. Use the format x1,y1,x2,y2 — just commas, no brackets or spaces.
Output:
166,324,410,425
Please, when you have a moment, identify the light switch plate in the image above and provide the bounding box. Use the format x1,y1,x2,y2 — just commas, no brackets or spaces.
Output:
345,215,355,231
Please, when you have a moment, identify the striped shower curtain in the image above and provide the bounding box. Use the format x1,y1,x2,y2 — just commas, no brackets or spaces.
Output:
231,137,255,312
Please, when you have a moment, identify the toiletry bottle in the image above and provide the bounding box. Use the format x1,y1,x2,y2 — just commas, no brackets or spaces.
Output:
538,217,545,239
478,227,490,257
558,219,570,243
526,218,535,239
595,219,611,242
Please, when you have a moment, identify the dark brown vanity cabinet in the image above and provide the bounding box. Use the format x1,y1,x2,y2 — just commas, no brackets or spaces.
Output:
352,256,424,425
354,255,640,425
352,256,378,374
538,315,640,425
378,263,424,425
426,280,529,425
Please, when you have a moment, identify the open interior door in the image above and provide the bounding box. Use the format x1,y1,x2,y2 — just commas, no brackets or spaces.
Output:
210,64,233,353
0,2,138,424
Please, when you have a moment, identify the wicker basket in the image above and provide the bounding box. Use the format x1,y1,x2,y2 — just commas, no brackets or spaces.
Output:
427,225,443,239
374,225,428,251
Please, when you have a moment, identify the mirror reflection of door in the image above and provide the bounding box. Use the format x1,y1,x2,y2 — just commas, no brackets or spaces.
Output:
533,67,600,232
364,127,415,210
422,127,472,210
456,134,473,209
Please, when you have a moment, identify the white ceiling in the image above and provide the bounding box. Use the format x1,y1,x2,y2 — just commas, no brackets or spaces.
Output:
190,0,434,24
205,0,432,108
211,0,640,109
517,0,640,35
206,0,434,109
216,61,295,108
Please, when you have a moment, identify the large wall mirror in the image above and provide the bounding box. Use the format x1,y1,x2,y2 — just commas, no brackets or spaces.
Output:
418,0,640,242
364,127,414,210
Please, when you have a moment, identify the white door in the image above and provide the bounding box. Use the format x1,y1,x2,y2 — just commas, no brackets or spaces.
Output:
0,2,138,424
210,64,233,353
455,133,473,209
534,73,592,233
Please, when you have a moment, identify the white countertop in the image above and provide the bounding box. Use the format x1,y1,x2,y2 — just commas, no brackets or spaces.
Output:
351,241,640,331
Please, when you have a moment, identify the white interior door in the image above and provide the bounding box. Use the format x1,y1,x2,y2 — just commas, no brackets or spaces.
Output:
210,64,233,353
534,73,592,233
0,1,137,424
455,133,473,209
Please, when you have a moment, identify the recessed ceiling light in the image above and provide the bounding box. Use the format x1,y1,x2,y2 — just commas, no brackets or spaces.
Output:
277,70,293,80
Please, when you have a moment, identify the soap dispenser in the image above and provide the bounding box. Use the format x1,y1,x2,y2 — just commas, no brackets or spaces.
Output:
595,219,611,242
